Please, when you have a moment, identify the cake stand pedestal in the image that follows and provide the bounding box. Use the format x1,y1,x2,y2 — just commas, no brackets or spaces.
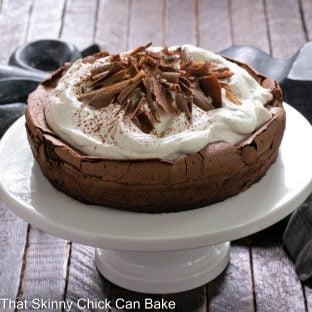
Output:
94,243,230,294
0,103,311,294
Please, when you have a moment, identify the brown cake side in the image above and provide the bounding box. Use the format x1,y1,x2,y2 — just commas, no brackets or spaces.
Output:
25,56,285,213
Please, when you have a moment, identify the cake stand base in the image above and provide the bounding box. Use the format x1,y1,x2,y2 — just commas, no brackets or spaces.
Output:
1,104,311,295
95,242,230,294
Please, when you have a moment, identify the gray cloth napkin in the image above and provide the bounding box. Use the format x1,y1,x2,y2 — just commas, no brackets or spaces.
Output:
283,196,312,281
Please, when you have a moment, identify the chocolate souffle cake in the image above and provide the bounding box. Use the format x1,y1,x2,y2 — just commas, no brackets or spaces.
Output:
25,43,285,213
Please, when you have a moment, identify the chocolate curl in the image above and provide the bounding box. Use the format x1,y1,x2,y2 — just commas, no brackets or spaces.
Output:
78,91,114,109
159,80,181,92
180,48,193,70
159,56,180,68
212,68,234,79
128,57,140,76
161,72,180,84
82,51,110,64
225,89,241,105
199,74,222,108
187,61,210,77
179,76,192,97
125,42,152,57
191,87,214,111
145,55,158,66
219,82,241,105
132,106,155,134
151,77,174,114
90,63,112,75
78,70,145,108
123,89,142,120
117,80,142,105
95,69,130,88
91,62,125,86
175,93,192,120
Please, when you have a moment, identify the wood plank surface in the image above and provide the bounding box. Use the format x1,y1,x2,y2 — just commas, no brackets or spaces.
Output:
0,0,34,307
265,0,306,58
0,0,34,64
27,0,66,41
65,244,111,312
95,0,130,52
111,286,161,312
162,287,207,312
207,242,254,312
166,0,197,46
12,5,71,306
17,230,69,312
301,0,312,40
250,224,306,312
129,0,164,48
198,0,232,52
0,202,28,304
61,0,98,50
231,0,270,53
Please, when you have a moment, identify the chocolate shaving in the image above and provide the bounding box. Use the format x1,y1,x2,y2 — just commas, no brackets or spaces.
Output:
77,43,238,133
91,62,125,86
78,70,145,108
95,69,130,88
180,48,193,70
179,80,192,96
179,76,191,88
124,89,142,119
126,42,152,57
132,106,154,134
150,77,174,113
159,80,181,92
225,89,242,105
161,72,180,84
117,80,142,105
175,93,192,120
79,90,114,109
90,63,112,75
128,57,140,75
212,69,234,79
159,56,179,68
82,51,110,64
199,75,222,108
187,61,210,77
219,82,242,105
111,54,122,62
191,87,214,111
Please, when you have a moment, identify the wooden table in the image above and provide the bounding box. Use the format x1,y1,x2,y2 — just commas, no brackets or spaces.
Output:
0,1,311,311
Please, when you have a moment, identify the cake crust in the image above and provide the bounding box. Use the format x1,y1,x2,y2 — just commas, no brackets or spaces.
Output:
25,56,285,213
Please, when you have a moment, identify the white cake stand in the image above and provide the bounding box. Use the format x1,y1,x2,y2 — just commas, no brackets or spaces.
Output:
0,104,311,294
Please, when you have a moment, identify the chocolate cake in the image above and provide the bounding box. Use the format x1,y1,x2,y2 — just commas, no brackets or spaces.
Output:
25,44,285,213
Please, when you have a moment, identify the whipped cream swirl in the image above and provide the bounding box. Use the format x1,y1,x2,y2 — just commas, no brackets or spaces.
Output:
45,45,273,161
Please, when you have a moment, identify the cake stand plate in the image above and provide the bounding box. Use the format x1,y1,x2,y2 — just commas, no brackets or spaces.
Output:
0,103,311,294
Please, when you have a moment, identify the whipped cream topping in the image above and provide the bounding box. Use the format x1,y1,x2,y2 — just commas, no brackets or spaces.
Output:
45,45,273,161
